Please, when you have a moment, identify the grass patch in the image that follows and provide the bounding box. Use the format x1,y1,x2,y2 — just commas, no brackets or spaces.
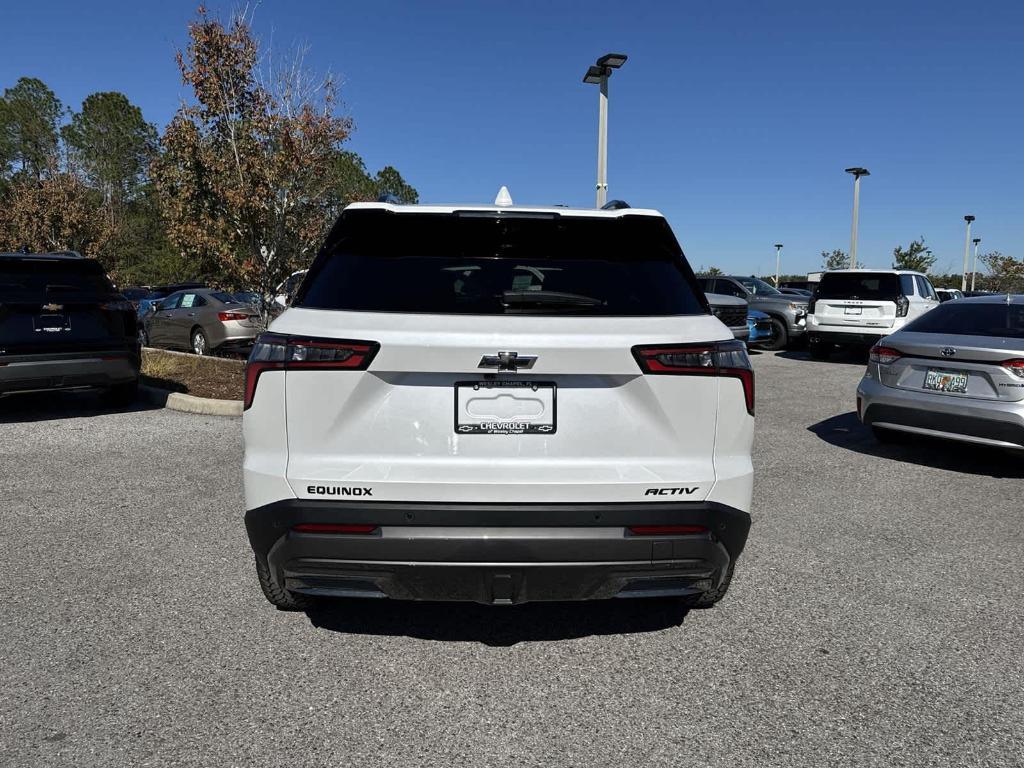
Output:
142,349,245,401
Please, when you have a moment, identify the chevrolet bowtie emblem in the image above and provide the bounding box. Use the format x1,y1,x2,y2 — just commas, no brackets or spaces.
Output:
41,303,63,312
478,351,537,371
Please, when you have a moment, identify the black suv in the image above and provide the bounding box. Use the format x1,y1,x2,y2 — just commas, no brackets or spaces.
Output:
0,252,140,403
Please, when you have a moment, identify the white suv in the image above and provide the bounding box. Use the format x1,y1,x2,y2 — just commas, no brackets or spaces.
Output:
243,200,754,609
806,269,940,358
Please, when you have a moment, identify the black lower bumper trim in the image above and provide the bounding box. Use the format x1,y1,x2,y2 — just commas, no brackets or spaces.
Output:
245,500,751,604
0,351,139,394
808,330,886,346
246,500,751,559
864,403,1024,447
284,561,719,604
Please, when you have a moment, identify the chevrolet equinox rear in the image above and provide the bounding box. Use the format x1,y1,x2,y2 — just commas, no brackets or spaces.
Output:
243,201,754,609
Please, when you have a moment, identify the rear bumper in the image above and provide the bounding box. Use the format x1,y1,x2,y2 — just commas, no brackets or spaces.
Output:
209,323,260,351
0,350,139,394
858,377,1024,449
245,500,752,604
808,329,888,346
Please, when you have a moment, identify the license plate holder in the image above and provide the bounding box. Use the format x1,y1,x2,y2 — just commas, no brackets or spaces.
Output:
844,306,862,315
455,380,556,434
923,368,969,394
34,314,70,333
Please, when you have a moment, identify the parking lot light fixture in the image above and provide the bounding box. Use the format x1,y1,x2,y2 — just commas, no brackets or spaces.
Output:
582,53,628,207
971,237,981,291
845,167,870,269
774,244,784,286
596,53,629,69
962,215,975,291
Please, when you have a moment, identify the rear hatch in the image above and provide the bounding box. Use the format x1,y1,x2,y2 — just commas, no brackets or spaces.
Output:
0,257,136,355
812,272,901,330
272,208,733,504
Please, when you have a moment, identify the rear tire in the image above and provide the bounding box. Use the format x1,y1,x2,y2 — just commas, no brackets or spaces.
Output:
679,559,736,609
254,555,317,611
762,318,789,351
105,379,138,407
191,328,208,356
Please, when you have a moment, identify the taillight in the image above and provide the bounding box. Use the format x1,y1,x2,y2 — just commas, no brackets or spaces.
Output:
632,340,754,415
628,525,708,536
218,311,249,321
869,344,902,365
895,295,910,317
244,332,379,410
1002,359,1024,379
292,523,378,534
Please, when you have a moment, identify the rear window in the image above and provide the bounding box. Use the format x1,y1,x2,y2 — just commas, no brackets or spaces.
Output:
0,258,115,301
903,301,1024,339
296,210,706,316
210,291,238,304
816,272,901,300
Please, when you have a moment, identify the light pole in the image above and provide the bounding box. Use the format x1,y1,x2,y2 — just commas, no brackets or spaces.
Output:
971,237,981,291
845,167,869,269
961,215,975,291
774,243,784,286
583,53,628,208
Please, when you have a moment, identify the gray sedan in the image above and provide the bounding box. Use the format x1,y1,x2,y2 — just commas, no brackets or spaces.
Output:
858,295,1024,450
142,288,262,355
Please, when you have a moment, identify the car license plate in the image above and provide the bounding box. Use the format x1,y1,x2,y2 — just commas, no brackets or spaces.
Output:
455,380,556,434
923,368,968,393
844,306,862,315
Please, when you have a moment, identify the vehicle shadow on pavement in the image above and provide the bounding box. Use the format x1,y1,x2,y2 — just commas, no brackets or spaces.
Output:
0,390,161,424
305,599,690,646
808,411,1024,478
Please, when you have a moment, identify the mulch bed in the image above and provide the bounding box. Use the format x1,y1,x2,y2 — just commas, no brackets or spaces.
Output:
142,349,245,401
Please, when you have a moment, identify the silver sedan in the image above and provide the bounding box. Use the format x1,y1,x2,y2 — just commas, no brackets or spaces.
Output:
857,295,1024,450
142,288,262,355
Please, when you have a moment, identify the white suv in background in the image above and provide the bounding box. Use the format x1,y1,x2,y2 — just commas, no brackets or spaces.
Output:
243,200,754,610
806,269,940,358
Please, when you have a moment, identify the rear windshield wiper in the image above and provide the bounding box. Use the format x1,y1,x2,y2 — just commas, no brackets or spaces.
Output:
500,290,604,308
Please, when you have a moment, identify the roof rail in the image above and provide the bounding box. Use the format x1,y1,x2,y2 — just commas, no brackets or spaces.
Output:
51,250,84,258
601,199,630,210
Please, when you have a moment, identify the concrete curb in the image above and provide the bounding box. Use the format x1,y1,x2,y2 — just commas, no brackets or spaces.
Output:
140,385,243,417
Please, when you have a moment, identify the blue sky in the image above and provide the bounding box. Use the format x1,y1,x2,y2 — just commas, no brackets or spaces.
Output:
2,0,1022,275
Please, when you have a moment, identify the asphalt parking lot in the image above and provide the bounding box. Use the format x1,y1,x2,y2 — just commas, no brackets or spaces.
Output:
2,351,1022,768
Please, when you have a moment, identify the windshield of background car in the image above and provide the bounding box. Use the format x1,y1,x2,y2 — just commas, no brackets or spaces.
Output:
737,277,782,296
0,258,116,301
816,272,901,300
296,210,707,316
902,301,1024,339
